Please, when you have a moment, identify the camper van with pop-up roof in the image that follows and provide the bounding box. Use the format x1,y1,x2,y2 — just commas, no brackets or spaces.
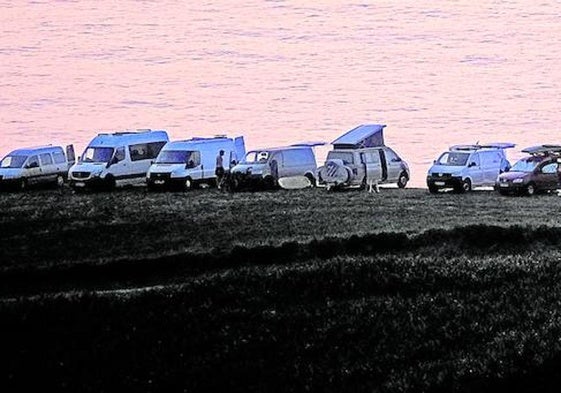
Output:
0,144,75,190
69,129,169,190
318,124,410,190
146,135,245,190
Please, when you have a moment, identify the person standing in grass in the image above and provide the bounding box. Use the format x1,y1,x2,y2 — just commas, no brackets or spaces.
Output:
215,150,225,189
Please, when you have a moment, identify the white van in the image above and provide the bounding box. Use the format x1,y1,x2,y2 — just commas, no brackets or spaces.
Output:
146,136,246,190
427,143,514,193
69,129,169,190
318,124,410,190
230,144,318,189
0,145,75,190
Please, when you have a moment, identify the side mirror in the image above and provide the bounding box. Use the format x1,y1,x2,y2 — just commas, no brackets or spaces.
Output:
468,162,477,168
26,162,39,169
433,160,437,164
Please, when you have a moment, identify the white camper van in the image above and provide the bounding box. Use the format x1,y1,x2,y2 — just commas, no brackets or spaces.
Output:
231,144,318,189
69,129,169,190
318,124,410,190
0,145,75,190
146,136,246,190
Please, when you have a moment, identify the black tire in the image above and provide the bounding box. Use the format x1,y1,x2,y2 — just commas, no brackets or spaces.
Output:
305,173,316,188
526,183,536,196
105,175,116,191
428,184,439,194
264,176,276,190
184,177,194,191
455,178,472,193
397,172,408,189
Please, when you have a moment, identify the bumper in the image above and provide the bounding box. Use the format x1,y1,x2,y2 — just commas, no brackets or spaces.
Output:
495,182,526,193
146,175,186,190
426,175,462,189
69,177,107,190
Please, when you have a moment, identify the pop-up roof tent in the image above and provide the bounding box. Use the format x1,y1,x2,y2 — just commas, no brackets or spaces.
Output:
332,124,385,149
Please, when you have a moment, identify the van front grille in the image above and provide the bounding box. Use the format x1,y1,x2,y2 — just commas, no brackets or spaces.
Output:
72,171,91,179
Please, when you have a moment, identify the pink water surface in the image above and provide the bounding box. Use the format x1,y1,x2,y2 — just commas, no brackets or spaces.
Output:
1,1,560,187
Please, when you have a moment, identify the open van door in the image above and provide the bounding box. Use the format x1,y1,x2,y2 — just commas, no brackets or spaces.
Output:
233,137,246,165
66,145,76,167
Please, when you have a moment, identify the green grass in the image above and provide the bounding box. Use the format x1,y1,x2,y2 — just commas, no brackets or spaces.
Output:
3,186,561,392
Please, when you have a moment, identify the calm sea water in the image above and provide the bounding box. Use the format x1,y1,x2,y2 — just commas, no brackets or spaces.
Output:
1,0,560,187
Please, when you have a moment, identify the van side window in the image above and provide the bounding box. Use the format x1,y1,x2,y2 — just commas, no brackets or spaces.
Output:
385,149,401,162
147,142,167,159
39,153,53,166
27,155,39,168
542,163,558,174
115,147,126,162
366,152,380,164
470,153,480,167
190,151,201,167
52,151,66,164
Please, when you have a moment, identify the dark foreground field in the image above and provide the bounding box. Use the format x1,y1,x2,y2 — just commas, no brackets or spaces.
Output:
3,187,561,392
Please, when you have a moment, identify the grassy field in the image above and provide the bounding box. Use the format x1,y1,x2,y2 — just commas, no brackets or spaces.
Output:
3,186,561,392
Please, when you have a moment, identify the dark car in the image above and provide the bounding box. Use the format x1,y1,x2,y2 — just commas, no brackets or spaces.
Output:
495,145,561,196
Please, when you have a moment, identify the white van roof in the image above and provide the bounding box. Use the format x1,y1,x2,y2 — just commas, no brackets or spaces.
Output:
7,145,64,156
89,129,169,147
164,136,239,150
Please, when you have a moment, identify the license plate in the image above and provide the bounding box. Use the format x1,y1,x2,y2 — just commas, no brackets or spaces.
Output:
499,183,509,188
434,181,445,186
74,182,85,188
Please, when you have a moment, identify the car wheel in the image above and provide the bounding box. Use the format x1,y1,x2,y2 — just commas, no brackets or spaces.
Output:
305,173,316,188
397,172,408,189
184,177,194,191
526,183,536,196
462,179,472,193
428,184,439,194
105,175,116,191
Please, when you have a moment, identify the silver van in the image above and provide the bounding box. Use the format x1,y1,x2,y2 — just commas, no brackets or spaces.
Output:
0,145,75,190
318,124,410,190
69,129,169,190
427,143,514,193
147,136,245,190
230,144,318,189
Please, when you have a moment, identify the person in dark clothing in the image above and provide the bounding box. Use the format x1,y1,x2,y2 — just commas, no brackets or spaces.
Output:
215,150,225,189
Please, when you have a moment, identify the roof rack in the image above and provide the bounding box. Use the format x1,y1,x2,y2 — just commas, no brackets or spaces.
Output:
450,142,515,151
522,144,561,156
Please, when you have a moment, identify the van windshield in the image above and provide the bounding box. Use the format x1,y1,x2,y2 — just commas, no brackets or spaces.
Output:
82,147,114,163
436,152,470,166
243,151,269,163
327,151,354,165
157,150,193,164
0,155,28,168
511,159,539,173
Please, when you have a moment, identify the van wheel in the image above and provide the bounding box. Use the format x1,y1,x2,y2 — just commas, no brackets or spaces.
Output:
105,175,116,191
428,184,439,194
305,173,316,187
397,172,408,189
460,179,472,193
526,183,536,196
184,177,194,191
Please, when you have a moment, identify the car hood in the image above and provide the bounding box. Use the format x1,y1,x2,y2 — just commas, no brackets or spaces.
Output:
70,162,105,175
149,163,184,174
428,164,464,176
498,171,530,181
0,168,24,177
232,163,266,173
